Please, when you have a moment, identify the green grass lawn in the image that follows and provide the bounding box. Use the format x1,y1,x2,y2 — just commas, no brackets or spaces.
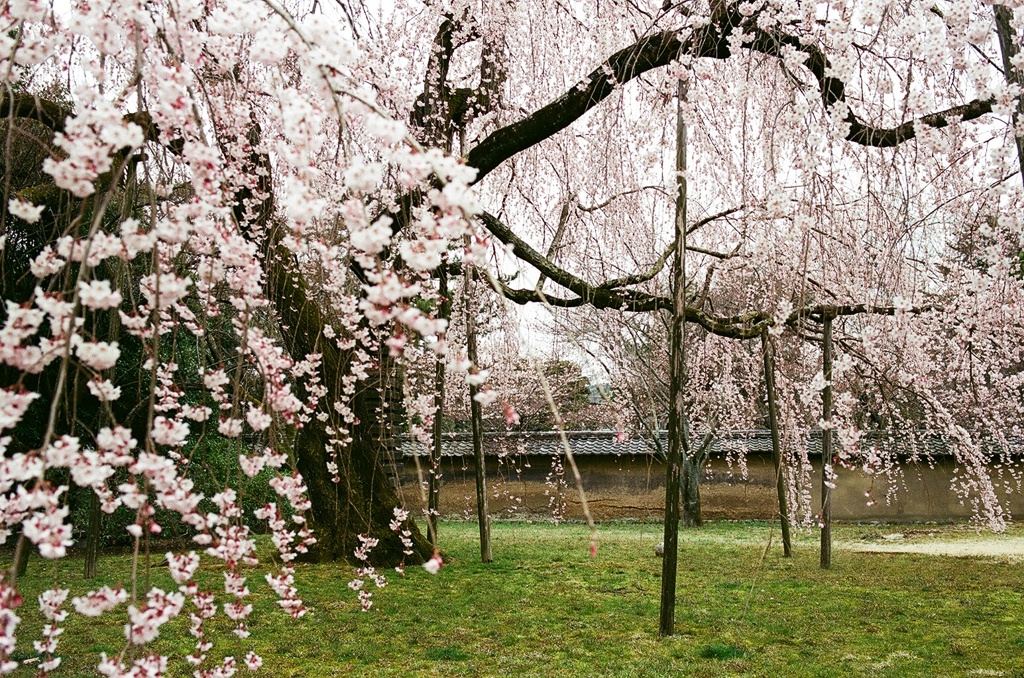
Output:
10,521,1024,676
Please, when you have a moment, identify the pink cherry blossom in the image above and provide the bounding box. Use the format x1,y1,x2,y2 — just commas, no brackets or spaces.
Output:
74,340,120,371
150,417,190,447
87,378,122,402
6,198,43,224
78,280,123,310
71,587,127,617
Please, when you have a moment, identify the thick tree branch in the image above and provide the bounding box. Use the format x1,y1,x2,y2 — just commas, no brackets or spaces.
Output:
410,18,458,147
479,211,669,311
465,29,697,181
410,14,496,147
994,4,1024,182
1,92,70,133
598,241,676,291
752,25,994,147
0,91,175,156
464,14,996,184
479,210,942,338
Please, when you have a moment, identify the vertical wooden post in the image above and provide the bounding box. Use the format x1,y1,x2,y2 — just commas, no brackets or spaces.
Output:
465,264,493,563
660,76,688,637
761,331,792,557
428,264,451,549
428,357,444,548
820,314,833,569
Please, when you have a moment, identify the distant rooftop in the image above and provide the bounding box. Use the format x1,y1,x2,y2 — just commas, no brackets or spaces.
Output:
395,429,1010,458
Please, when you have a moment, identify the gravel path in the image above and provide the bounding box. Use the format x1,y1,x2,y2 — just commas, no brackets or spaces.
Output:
844,535,1024,561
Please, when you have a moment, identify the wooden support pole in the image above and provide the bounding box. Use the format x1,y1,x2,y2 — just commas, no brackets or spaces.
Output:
660,76,688,637
465,262,493,564
820,314,834,569
427,264,451,549
428,356,444,548
761,331,792,557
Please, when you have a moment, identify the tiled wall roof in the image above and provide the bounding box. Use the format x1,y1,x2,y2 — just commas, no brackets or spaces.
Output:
396,429,1006,458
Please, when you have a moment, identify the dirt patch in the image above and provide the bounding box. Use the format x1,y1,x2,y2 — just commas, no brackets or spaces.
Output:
844,535,1024,561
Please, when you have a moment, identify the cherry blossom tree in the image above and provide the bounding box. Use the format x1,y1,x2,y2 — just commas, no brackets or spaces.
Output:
0,0,481,671
409,0,1024,632
4,0,1024,668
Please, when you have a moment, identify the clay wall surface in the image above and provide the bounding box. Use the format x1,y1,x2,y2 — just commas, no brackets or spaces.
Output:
395,453,1020,523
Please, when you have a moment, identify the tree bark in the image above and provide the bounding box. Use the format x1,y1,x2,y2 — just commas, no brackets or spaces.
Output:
820,315,834,569
83,492,102,578
12,533,28,580
681,459,701,527
680,416,702,528
264,236,432,566
761,331,792,557
995,5,1024,183
660,77,688,637
231,127,432,566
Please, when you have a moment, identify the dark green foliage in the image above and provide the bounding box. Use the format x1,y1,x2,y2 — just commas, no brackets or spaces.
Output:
69,435,278,548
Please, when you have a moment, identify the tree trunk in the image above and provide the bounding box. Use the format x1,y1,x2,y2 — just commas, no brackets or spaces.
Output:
287,368,431,566
660,76,688,637
994,5,1024,182
232,129,432,566
465,264,493,563
2,101,429,567
820,315,834,569
83,492,102,578
681,458,701,528
12,533,28,580
762,331,792,557
680,415,702,528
